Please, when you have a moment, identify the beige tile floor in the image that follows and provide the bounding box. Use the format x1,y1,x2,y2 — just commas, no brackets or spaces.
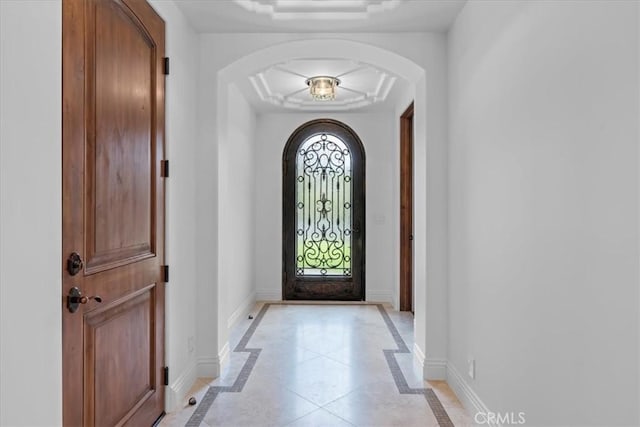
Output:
160,303,471,427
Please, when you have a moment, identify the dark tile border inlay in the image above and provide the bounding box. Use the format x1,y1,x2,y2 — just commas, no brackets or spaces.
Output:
185,303,269,426
376,305,454,427
185,303,454,427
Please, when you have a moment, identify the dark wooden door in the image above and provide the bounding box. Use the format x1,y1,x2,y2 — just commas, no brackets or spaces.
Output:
283,119,365,301
62,0,166,425
400,103,414,312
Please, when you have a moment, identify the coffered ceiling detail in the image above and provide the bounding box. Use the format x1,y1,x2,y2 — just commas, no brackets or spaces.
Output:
233,0,402,20
248,59,396,111
174,0,467,33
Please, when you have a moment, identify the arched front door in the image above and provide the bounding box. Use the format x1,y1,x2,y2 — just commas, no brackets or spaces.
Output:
283,119,365,300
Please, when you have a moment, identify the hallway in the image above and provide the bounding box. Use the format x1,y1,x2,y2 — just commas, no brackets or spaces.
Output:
2,1,640,425
161,304,470,427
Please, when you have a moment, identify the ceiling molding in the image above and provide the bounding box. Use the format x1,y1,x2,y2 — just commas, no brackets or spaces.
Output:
175,1,467,33
233,0,403,20
247,59,397,111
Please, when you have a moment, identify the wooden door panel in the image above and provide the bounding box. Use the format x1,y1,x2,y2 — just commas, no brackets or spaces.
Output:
86,0,157,273
400,103,414,312
85,287,155,426
63,0,165,425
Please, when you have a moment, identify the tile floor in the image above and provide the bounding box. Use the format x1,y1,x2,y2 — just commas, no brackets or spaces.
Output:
160,303,471,427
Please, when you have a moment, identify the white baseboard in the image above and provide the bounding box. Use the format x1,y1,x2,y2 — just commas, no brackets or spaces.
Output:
166,360,197,412
366,290,392,303
425,358,447,380
196,356,220,378
228,291,256,330
196,343,230,379
447,362,495,427
218,342,230,372
413,343,426,374
255,290,281,301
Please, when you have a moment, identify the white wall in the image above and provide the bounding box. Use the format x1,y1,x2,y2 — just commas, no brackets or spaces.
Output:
195,41,219,378
217,84,257,355
448,1,639,425
148,0,200,411
420,35,450,380
0,1,62,425
254,112,396,302
638,3,640,423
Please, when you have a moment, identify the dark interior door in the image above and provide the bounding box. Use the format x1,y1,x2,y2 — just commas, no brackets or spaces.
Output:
62,0,166,425
400,103,414,312
283,119,365,300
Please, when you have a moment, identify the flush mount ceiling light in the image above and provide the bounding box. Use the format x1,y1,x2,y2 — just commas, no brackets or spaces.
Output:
306,76,341,101
248,59,399,110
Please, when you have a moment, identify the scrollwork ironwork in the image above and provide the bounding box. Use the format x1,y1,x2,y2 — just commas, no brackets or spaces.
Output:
296,133,352,276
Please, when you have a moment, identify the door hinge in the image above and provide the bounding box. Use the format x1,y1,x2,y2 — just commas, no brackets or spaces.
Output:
162,265,169,283
161,160,169,178
163,366,169,386
163,57,170,75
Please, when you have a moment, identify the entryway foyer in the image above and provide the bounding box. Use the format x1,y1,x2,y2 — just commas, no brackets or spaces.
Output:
1,1,639,426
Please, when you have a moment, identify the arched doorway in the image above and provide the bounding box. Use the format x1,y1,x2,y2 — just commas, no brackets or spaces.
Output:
209,39,445,382
282,119,365,300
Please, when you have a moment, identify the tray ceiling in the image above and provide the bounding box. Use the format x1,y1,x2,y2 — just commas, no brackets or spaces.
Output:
234,0,402,20
247,58,397,111
174,0,467,33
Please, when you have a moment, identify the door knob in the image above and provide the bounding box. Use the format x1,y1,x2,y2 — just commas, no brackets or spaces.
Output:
67,286,102,313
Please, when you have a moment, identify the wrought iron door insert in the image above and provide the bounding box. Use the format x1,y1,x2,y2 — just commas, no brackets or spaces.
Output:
283,119,365,300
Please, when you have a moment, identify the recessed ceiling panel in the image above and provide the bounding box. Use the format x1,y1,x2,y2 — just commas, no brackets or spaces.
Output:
234,0,402,20
174,0,467,33
248,59,397,111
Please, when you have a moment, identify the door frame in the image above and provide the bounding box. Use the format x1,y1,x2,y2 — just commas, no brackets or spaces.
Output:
400,102,414,312
282,119,366,301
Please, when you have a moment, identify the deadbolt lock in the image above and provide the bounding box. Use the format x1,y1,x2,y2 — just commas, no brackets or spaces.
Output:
67,252,83,276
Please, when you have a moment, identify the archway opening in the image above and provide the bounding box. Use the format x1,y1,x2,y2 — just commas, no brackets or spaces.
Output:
204,38,444,383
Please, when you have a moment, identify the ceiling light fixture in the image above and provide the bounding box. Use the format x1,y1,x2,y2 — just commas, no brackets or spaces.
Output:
306,76,340,101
